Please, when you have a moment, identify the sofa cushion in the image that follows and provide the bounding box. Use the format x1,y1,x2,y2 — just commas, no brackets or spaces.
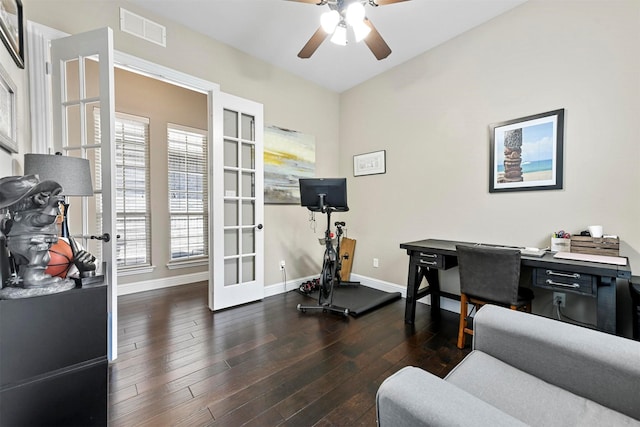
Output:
446,351,640,426
473,306,640,420
377,366,526,427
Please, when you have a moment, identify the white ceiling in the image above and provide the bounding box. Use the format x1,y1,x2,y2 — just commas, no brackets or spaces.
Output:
128,0,527,93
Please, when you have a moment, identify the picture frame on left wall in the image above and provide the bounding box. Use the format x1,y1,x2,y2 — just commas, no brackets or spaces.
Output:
0,63,17,153
0,0,23,68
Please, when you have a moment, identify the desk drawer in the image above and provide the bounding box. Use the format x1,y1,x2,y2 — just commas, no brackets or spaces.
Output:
533,268,596,296
413,251,445,269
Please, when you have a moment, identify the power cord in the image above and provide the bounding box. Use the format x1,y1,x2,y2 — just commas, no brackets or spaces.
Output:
281,265,287,291
308,211,316,233
553,299,595,328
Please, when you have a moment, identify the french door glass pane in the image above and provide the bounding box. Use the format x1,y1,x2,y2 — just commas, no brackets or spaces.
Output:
242,200,255,226
224,258,238,286
242,256,255,282
224,170,238,195
224,110,238,138
241,114,254,141
242,229,255,254
224,139,238,167
224,200,238,227
224,229,238,256
241,143,254,169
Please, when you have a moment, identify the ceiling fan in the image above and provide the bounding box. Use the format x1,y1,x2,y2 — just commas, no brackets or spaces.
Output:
288,0,410,60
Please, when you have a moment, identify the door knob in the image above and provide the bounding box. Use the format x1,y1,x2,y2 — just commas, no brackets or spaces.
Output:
256,224,263,230
91,233,112,243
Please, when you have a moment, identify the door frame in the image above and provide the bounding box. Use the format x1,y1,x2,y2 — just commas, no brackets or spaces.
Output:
27,23,224,360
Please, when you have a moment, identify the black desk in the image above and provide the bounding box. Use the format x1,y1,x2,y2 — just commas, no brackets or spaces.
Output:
400,239,632,334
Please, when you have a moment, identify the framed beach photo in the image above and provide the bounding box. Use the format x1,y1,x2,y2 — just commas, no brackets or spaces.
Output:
489,109,564,193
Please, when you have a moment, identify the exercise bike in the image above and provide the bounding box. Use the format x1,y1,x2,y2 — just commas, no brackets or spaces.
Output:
297,205,351,316
297,178,357,317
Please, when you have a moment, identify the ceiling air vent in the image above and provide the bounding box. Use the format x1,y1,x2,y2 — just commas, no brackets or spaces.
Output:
120,8,166,47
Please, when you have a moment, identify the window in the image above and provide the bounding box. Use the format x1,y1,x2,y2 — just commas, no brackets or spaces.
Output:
167,124,208,261
95,110,151,269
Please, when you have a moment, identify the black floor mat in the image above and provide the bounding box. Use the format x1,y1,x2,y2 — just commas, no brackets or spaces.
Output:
297,284,402,317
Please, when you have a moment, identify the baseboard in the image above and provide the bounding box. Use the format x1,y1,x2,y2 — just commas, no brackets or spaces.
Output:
265,273,460,314
264,274,317,297
120,271,461,314
118,271,209,296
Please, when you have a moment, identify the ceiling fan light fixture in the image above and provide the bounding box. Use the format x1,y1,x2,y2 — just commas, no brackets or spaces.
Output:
346,2,366,26
320,10,340,34
351,20,371,42
330,23,348,46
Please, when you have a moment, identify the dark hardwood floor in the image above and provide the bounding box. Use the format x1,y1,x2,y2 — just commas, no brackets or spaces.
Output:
109,282,470,426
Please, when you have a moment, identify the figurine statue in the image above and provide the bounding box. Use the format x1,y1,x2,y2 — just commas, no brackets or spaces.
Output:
69,236,97,278
0,175,75,299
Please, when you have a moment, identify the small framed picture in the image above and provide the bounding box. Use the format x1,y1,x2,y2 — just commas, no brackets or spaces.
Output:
354,150,386,177
0,0,24,68
489,109,564,193
0,63,17,153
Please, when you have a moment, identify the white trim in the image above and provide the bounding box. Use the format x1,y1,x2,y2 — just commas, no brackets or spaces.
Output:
114,50,219,93
26,21,67,154
118,265,155,276
264,274,317,297
118,271,209,296
167,259,208,270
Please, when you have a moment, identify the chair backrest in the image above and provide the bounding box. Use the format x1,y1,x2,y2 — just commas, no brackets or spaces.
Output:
456,245,521,305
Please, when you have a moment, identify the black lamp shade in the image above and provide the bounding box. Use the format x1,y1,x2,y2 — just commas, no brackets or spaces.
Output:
24,154,94,196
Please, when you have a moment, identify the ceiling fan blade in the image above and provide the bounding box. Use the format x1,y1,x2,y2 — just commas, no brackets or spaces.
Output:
363,18,392,60
298,27,329,58
369,0,411,5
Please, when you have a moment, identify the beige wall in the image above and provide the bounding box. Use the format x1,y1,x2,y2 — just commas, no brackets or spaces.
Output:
23,0,341,287
339,0,640,326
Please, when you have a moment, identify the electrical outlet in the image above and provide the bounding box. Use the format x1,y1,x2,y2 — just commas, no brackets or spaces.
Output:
279,260,285,270
373,258,379,268
553,292,566,308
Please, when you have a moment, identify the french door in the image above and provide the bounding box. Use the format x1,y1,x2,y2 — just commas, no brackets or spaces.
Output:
42,24,264,332
211,93,264,310
50,28,118,360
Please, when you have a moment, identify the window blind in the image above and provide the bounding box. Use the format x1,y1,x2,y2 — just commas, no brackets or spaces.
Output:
167,123,208,261
95,109,151,269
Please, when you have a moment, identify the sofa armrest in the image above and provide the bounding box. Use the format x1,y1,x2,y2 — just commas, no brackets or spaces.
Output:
473,305,640,420
376,366,527,427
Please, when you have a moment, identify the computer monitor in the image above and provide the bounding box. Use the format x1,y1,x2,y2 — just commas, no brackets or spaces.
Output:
299,178,349,212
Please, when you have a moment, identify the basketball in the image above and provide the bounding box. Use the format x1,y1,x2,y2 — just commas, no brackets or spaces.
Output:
46,239,74,278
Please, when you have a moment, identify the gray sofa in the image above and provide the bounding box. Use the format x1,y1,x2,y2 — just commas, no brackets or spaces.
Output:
377,305,640,426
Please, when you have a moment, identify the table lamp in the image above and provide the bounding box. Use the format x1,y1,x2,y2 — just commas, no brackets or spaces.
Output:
24,153,94,238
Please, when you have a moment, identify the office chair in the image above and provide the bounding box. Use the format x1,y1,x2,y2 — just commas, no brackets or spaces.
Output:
456,244,534,349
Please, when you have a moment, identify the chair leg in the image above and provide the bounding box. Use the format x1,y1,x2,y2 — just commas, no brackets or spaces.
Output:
457,293,468,349
511,303,532,313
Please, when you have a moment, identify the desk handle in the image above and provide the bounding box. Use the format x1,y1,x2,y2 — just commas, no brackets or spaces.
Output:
546,279,580,289
419,253,437,258
546,270,580,279
419,260,437,266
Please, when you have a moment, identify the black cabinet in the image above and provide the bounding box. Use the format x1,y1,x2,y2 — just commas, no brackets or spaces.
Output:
631,277,640,341
0,285,108,426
